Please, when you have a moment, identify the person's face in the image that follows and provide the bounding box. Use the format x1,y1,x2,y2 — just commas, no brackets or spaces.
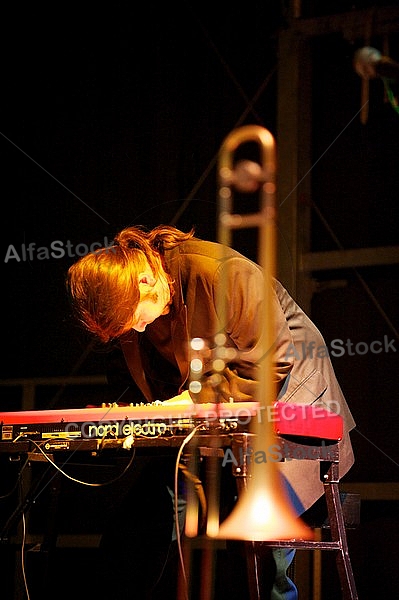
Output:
132,275,171,332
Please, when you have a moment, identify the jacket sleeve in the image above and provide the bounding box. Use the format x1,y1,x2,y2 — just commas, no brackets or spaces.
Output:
196,257,295,402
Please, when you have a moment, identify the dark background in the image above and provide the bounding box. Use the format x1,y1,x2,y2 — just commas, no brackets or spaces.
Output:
1,1,399,598
1,1,282,384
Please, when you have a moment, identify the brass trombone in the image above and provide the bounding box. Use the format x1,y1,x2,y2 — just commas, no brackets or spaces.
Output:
212,124,313,541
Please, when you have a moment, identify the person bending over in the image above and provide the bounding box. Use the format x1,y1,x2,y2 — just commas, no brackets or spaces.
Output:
66,224,355,600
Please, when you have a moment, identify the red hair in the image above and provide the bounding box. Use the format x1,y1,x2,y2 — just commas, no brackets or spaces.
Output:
66,225,194,342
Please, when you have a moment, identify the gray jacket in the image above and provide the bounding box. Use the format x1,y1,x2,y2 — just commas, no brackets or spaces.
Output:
120,238,355,511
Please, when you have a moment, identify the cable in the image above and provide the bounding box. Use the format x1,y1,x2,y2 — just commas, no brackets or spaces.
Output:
19,438,137,487
21,511,31,600
173,424,205,600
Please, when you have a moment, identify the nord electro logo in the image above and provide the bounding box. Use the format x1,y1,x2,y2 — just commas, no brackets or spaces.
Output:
84,420,177,438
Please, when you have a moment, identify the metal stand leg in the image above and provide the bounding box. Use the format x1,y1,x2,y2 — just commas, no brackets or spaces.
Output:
324,464,358,600
231,436,359,600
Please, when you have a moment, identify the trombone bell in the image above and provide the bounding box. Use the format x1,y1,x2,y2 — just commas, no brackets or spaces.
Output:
216,476,312,541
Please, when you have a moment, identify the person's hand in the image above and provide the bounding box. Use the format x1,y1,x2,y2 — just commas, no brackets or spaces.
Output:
162,390,194,405
219,367,258,402
190,367,258,403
